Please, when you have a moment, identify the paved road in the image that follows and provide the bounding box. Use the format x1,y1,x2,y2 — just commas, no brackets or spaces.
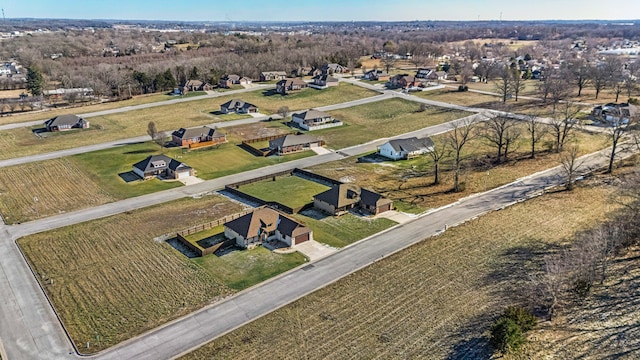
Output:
76,145,632,359
8,112,487,238
0,126,630,360
0,93,393,169
0,85,275,131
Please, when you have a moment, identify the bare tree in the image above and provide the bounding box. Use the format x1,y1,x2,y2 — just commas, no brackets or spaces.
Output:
569,60,592,97
511,68,526,102
494,65,512,102
605,114,637,173
447,117,478,192
382,55,396,74
147,121,165,149
426,138,450,185
548,102,581,153
524,112,548,159
277,106,290,121
559,144,583,191
481,114,520,163
590,66,608,100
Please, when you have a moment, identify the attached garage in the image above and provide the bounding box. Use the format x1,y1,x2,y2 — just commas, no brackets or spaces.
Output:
176,170,192,179
293,232,310,246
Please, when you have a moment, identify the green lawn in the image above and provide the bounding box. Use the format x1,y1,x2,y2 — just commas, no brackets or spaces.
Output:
238,175,330,209
192,246,307,290
70,140,315,199
294,213,398,248
319,98,471,149
183,225,226,251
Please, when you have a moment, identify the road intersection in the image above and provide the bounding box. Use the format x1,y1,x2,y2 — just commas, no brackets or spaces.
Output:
0,78,625,360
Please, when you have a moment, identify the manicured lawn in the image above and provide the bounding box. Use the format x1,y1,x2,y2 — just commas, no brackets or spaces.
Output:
192,246,308,290
69,142,182,199
293,212,398,248
180,181,618,360
308,126,609,214
0,84,377,160
238,175,330,209
183,225,225,244
17,194,243,353
320,98,471,149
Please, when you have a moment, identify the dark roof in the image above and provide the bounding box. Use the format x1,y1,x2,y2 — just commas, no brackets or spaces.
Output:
220,99,258,111
292,109,331,121
313,74,338,82
172,126,225,140
387,137,434,153
269,134,320,149
360,188,393,208
314,184,361,208
222,74,241,82
132,154,191,173
44,114,83,127
225,207,310,239
277,78,307,87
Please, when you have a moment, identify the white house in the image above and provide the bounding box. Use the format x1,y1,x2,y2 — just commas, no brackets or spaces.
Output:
378,137,434,160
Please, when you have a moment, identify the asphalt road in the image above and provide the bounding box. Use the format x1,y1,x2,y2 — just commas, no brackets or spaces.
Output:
86,145,623,360
0,92,396,169
0,85,276,132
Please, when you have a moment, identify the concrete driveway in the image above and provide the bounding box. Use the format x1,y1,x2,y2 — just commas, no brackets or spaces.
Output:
293,240,337,261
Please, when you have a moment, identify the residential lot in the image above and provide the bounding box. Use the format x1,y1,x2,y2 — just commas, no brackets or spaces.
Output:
0,158,118,224
0,83,377,160
321,98,471,149
308,126,608,213
180,180,618,360
237,175,331,209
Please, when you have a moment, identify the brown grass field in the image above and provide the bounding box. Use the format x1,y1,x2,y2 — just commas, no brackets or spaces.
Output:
17,194,244,353
308,126,608,213
180,178,620,360
320,98,470,149
0,92,171,126
0,83,377,160
0,159,115,224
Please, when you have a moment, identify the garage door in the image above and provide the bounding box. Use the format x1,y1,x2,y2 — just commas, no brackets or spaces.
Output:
176,171,191,179
378,204,391,213
294,232,310,245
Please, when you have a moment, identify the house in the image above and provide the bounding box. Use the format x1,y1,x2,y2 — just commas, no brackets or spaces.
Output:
220,99,259,114
171,126,227,147
416,68,434,79
363,69,390,81
44,114,89,132
389,74,423,89
592,103,639,124
132,154,194,180
269,134,324,155
224,207,312,249
291,109,342,131
313,184,393,216
259,71,288,82
276,78,308,94
310,74,339,88
219,74,251,88
292,67,321,77
322,63,348,74
378,137,434,160
180,79,213,94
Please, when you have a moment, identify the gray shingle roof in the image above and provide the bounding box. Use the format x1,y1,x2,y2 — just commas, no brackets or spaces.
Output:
269,134,320,149
292,109,331,121
172,126,225,140
44,114,83,127
387,137,434,153
132,154,191,173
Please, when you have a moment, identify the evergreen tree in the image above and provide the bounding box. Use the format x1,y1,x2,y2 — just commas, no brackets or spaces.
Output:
26,66,45,96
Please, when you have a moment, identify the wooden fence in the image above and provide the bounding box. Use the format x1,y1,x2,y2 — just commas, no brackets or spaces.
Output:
176,210,253,237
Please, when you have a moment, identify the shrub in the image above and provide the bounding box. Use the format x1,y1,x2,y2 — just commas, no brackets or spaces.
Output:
490,317,525,354
490,307,537,355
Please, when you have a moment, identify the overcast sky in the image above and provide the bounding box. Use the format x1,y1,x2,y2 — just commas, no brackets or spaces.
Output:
2,0,639,22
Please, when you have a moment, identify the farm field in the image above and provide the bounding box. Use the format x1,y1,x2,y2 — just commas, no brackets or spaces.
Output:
192,246,308,290
292,212,398,248
308,126,608,213
17,194,244,353
0,92,181,126
0,83,376,160
0,158,116,224
180,179,619,360
321,98,471,149
237,175,331,209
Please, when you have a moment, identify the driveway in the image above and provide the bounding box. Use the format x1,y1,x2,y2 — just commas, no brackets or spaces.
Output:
311,146,332,155
375,210,416,224
293,240,337,261
178,176,204,186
